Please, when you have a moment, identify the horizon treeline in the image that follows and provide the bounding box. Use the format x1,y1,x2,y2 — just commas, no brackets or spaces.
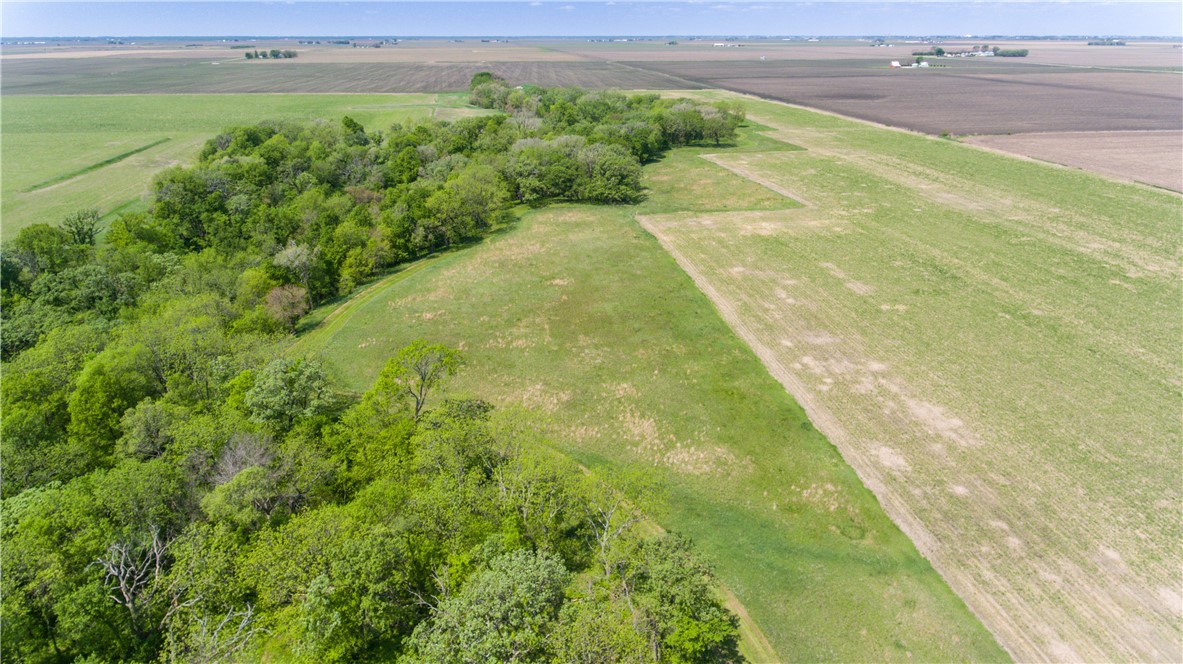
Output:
1,83,747,662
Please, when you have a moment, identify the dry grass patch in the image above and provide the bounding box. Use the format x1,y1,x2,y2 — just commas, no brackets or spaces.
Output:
299,199,1005,661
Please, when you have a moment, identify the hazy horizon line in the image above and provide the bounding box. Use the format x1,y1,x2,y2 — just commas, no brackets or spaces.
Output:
5,33,1179,38
6,1,1180,40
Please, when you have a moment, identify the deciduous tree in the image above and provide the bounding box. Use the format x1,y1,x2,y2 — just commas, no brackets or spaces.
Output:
408,549,569,662
62,208,103,246
373,340,464,419
242,358,334,432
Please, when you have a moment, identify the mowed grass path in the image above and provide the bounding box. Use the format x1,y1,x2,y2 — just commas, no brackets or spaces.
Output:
639,93,1182,662
1,93,486,235
296,124,1007,661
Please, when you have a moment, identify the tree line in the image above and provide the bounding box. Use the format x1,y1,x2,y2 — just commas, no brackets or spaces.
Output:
245,49,297,59
911,45,1028,57
1,82,748,662
4,82,740,359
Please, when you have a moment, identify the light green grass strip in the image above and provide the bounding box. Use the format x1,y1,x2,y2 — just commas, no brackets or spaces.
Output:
22,138,171,192
286,253,454,368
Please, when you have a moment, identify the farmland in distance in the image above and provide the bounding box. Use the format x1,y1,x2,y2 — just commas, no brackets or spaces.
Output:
965,130,1183,191
620,59,1183,135
539,38,1183,189
0,93,494,234
0,41,694,95
637,91,1182,662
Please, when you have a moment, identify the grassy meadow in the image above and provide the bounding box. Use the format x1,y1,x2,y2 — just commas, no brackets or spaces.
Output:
1,93,486,235
291,121,1008,661
638,93,1182,662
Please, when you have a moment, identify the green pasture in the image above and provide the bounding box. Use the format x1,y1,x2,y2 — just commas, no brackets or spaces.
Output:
635,120,804,215
1,93,481,236
292,121,1008,661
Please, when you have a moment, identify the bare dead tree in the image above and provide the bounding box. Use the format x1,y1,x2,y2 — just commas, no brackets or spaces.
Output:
213,432,273,485
585,487,643,580
409,563,453,612
176,604,267,664
94,526,198,639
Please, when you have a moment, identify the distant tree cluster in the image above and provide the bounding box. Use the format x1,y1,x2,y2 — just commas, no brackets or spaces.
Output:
912,45,1027,57
245,49,297,59
1088,39,1126,46
469,73,744,153
0,84,749,662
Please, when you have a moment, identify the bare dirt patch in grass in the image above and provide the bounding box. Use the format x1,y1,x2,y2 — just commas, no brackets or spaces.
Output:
964,130,1183,192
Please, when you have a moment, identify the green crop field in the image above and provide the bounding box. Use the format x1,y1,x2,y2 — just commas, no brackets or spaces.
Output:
290,121,1008,662
1,93,486,235
1,57,691,96
637,93,1183,662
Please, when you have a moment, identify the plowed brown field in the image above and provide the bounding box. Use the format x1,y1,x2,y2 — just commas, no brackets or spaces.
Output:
619,59,1183,135
964,130,1183,192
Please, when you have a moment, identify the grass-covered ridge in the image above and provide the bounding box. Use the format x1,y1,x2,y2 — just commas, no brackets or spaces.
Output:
296,120,1008,661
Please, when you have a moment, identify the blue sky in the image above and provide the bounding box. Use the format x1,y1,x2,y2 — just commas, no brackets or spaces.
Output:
4,2,1181,38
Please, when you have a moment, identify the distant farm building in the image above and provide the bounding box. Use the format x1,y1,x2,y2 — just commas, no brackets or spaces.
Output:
890,60,901,68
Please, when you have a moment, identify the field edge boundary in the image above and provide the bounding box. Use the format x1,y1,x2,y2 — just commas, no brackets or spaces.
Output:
634,212,1017,663
22,137,171,193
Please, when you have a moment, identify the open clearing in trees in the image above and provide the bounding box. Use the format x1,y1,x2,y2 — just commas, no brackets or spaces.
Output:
637,92,1181,662
291,120,1007,662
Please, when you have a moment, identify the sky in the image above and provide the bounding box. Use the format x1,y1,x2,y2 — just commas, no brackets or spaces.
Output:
3,1,1181,38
